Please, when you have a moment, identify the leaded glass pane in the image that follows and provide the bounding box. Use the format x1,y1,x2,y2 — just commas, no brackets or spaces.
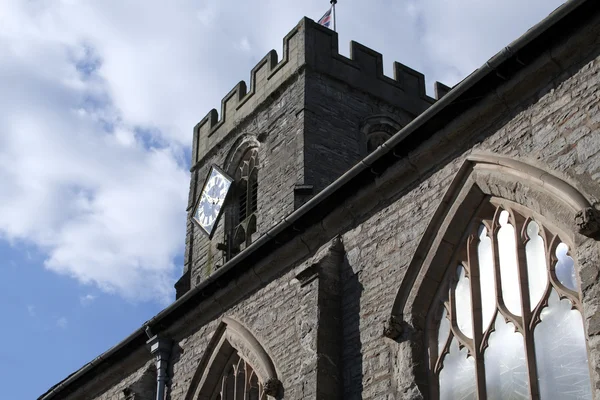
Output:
455,265,473,338
525,221,548,309
438,307,450,353
484,314,529,399
478,224,496,332
430,203,592,400
248,373,260,400
498,211,522,316
534,290,592,399
224,365,235,399
555,243,578,292
439,338,477,400
235,359,246,400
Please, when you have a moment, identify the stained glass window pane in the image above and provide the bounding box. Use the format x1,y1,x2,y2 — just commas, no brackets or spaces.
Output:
555,243,578,291
525,221,548,309
248,373,260,400
235,359,246,400
432,205,592,400
438,307,450,354
439,338,477,400
498,211,522,316
455,265,473,338
534,290,592,399
478,225,496,332
224,365,235,399
484,314,529,399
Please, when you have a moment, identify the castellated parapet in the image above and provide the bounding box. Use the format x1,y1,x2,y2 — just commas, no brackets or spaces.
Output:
191,17,438,168
183,16,444,291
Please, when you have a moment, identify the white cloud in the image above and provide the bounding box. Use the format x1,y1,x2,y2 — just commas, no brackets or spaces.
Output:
57,317,68,329
0,0,567,304
80,294,96,306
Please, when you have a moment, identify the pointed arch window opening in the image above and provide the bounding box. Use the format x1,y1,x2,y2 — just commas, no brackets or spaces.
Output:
227,148,259,260
210,352,266,400
428,199,593,400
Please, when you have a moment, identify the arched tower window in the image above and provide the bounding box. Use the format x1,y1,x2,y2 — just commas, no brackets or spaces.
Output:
227,148,259,259
359,115,402,155
366,131,392,153
428,200,592,399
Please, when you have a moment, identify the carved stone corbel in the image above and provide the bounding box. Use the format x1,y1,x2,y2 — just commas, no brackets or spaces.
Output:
575,207,600,238
383,315,403,340
263,377,282,397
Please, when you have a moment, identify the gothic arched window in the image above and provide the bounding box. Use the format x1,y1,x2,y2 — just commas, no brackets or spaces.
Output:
186,317,281,400
428,200,593,400
214,354,264,400
227,148,259,258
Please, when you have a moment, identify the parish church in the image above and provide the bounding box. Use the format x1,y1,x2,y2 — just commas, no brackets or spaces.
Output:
40,0,600,398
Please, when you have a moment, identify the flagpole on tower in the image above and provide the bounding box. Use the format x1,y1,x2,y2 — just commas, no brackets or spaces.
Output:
331,0,337,32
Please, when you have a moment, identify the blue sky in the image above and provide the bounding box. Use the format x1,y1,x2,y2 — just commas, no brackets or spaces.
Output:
0,0,567,398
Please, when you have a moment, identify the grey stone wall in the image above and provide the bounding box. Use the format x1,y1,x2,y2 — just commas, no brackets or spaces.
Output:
184,72,306,288
64,358,156,400
335,12,600,399
169,265,321,400
303,69,417,194
58,8,600,400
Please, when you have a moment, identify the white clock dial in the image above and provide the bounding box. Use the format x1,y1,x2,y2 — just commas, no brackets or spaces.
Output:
192,166,233,237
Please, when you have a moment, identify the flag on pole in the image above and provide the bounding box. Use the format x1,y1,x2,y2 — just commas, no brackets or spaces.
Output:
318,6,333,29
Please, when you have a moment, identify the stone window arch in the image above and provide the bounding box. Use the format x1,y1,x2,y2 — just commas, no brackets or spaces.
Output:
386,152,600,398
429,200,592,399
359,115,402,154
223,135,261,260
185,317,282,400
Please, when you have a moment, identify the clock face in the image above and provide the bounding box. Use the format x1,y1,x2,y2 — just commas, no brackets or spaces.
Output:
192,166,233,237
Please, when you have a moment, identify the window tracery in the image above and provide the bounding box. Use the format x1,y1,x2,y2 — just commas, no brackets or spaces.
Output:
429,200,592,400
212,353,264,400
186,317,281,400
226,148,259,259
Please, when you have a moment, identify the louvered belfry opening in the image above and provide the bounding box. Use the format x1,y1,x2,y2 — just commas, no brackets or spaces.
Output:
227,148,259,260
428,199,593,400
238,180,248,223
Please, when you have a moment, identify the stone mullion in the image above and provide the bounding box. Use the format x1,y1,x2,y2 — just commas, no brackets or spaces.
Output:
447,267,465,348
514,215,540,400
220,373,226,400
467,232,487,400
490,213,511,325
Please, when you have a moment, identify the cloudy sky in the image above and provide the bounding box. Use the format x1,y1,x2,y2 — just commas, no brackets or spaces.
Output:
0,0,567,398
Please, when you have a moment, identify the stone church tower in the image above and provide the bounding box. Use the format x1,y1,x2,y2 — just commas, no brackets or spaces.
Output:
175,18,444,295
40,1,600,399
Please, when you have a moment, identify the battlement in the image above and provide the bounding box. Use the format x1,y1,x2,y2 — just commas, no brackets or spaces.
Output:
191,17,442,168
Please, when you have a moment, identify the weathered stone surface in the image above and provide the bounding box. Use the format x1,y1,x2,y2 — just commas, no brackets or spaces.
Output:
47,8,600,400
